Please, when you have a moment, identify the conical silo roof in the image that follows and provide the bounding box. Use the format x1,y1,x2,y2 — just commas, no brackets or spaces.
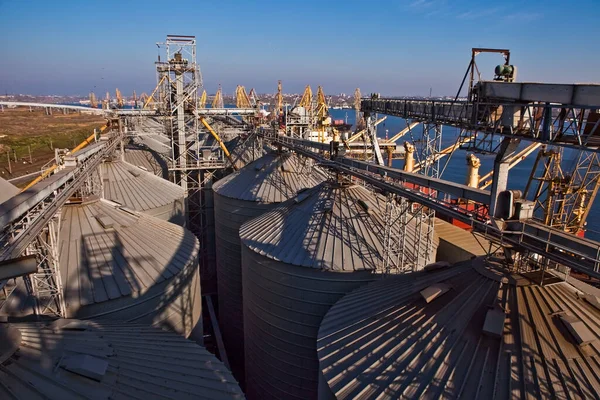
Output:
240,181,387,271
1,198,201,338
101,160,184,224
213,150,321,203
123,145,170,179
0,320,244,399
317,258,600,399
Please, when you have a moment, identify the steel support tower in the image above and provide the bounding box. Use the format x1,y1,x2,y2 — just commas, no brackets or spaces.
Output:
155,35,219,290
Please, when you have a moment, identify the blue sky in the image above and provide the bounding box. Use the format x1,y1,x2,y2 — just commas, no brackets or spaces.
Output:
0,0,598,97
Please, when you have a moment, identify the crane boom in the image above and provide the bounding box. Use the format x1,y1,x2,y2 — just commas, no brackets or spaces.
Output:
199,117,237,170
212,85,224,108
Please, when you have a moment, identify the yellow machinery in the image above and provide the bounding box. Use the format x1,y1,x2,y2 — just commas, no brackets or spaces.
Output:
199,117,237,171
22,124,109,191
212,85,224,108
89,92,98,109
235,85,252,108
276,80,283,117
354,88,363,130
248,88,258,106
115,88,124,108
199,90,207,108
299,85,312,109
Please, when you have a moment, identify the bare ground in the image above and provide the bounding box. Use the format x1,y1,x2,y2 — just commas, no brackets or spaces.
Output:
0,107,106,186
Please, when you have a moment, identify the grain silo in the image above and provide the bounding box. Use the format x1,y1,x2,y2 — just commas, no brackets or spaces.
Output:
0,319,244,399
240,180,439,400
101,160,184,225
212,150,323,385
123,145,170,178
317,257,600,399
1,198,202,340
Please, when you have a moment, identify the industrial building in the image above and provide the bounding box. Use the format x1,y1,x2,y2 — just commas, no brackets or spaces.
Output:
0,39,599,400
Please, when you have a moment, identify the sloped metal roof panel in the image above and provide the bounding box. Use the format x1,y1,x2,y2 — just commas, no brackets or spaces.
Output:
0,320,244,399
213,151,322,203
101,160,183,223
317,258,600,399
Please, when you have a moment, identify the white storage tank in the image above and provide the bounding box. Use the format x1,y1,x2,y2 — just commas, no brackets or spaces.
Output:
101,160,184,225
0,319,244,399
240,180,438,399
212,150,323,385
1,198,202,340
317,258,600,399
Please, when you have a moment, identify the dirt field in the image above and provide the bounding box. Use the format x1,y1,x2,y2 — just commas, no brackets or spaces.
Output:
0,107,106,186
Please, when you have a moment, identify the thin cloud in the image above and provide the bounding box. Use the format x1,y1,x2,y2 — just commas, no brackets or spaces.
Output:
504,12,542,22
456,7,502,20
409,0,441,9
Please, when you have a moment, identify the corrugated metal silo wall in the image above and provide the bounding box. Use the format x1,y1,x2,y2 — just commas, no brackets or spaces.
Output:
73,247,203,342
145,198,186,226
241,246,376,400
214,192,274,387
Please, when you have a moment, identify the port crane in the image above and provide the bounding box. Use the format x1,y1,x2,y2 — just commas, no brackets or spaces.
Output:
115,88,124,108
212,85,224,108
89,92,98,109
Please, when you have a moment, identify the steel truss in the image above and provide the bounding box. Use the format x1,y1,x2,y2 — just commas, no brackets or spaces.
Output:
524,146,600,235
362,98,600,153
381,194,435,274
264,131,600,278
0,124,123,317
27,214,66,317
155,35,225,291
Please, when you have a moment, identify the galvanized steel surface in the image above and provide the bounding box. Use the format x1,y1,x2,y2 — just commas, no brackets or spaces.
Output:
0,177,19,205
240,182,388,271
101,160,184,224
0,320,244,399
317,258,600,399
434,218,490,263
213,150,323,386
213,151,320,202
241,182,396,400
123,147,169,179
57,199,201,335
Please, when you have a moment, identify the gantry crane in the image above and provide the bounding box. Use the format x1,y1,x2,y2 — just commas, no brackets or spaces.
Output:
354,88,364,130
103,91,110,110
235,85,252,108
199,90,207,108
276,80,283,117
299,85,312,109
115,88,124,108
248,88,258,107
212,85,224,108
89,92,98,108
